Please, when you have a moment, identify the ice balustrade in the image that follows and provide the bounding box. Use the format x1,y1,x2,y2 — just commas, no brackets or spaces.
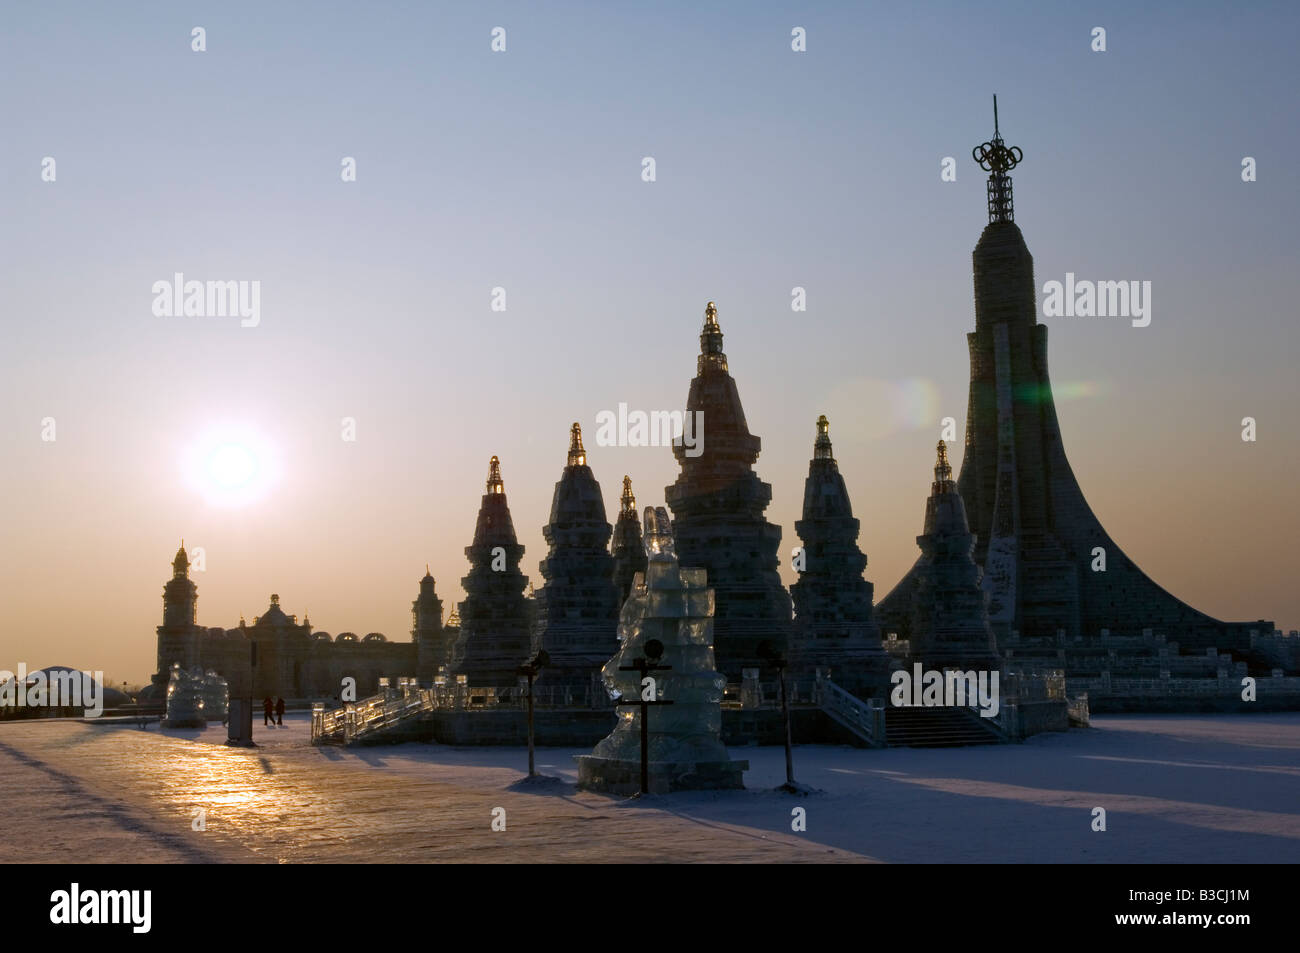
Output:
954,669,1068,740
813,673,886,746
311,675,620,743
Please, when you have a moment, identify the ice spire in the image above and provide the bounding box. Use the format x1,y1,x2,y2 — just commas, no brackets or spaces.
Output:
533,421,619,692
568,422,586,467
620,475,636,515
611,475,647,606
813,414,834,462
698,300,727,372
644,505,676,561
933,440,955,493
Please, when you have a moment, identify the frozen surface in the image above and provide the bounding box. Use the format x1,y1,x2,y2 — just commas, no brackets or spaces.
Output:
1,712,1297,863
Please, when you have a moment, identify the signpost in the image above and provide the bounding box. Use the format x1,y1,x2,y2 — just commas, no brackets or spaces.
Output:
517,650,549,777
616,638,674,795
758,640,797,791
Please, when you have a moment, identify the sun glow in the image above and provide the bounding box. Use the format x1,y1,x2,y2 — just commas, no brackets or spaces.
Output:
183,425,280,507
209,444,257,488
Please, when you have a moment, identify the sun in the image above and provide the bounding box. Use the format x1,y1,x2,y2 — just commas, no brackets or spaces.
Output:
208,443,258,489
183,426,279,507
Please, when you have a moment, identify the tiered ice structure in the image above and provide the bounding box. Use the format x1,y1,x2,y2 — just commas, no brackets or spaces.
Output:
163,663,208,728
200,669,229,723
577,506,748,794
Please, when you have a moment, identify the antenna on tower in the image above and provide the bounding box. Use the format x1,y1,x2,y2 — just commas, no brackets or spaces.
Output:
973,95,1023,224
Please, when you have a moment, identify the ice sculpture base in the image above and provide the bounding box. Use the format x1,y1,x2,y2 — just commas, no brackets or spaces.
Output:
575,755,748,796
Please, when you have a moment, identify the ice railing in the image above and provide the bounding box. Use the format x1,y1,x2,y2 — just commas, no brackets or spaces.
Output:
311,678,615,743
1069,674,1300,696
812,674,886,746
960,669,1067,740
723,678,819,710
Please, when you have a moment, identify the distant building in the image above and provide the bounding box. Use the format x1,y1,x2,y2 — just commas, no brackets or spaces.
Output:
412,567,449,686
148,543,414,701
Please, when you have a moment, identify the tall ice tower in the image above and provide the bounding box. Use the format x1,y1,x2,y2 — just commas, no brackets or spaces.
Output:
665,301,792,679
879,98,1272,652
449,456,532,687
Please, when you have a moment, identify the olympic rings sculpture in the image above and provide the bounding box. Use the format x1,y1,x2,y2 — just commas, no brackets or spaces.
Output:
972,140,1023,174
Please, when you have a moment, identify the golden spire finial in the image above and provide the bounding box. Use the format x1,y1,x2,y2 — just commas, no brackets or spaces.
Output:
814,414,833,460
698,300,727,370
933,440,954,491
620,475,636,515
486,455,504,494
568,421,586,466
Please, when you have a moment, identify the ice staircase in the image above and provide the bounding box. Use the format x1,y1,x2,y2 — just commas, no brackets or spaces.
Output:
813,676,887,748
311,686,436,745
884,705,1003,747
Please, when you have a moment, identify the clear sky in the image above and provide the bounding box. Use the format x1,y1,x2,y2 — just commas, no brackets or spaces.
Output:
2,1,1297,684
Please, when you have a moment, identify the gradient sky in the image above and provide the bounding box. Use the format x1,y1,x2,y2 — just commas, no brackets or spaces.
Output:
2,1,1297,685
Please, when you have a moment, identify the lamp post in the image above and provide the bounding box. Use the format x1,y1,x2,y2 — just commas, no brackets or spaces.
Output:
758,640,797,791
616,638,674,795
517,649,549,777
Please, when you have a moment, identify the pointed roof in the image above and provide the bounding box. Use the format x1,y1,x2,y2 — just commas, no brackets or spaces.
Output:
813,415,834,463
172,540,189,576
932,440,955,493
619,475,637,517
486,455,504,494
567,422,587,467
471,455,520,549
698,300,728,373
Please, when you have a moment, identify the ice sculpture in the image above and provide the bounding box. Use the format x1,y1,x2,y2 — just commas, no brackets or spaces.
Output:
576,506,748,794
163,663,207,728
200,669,230,724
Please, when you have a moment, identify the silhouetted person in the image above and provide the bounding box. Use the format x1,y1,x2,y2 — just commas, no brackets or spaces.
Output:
263,695,274,727
275,696,285,726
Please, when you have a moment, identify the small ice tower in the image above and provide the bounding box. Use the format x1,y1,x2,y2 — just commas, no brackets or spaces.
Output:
576,506,748,794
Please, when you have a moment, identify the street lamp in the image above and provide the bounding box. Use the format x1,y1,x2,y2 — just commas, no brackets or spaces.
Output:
758,640,797,792
517,649,549,777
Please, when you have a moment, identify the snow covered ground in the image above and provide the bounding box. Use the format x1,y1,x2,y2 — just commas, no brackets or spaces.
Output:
1,712,1296,863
